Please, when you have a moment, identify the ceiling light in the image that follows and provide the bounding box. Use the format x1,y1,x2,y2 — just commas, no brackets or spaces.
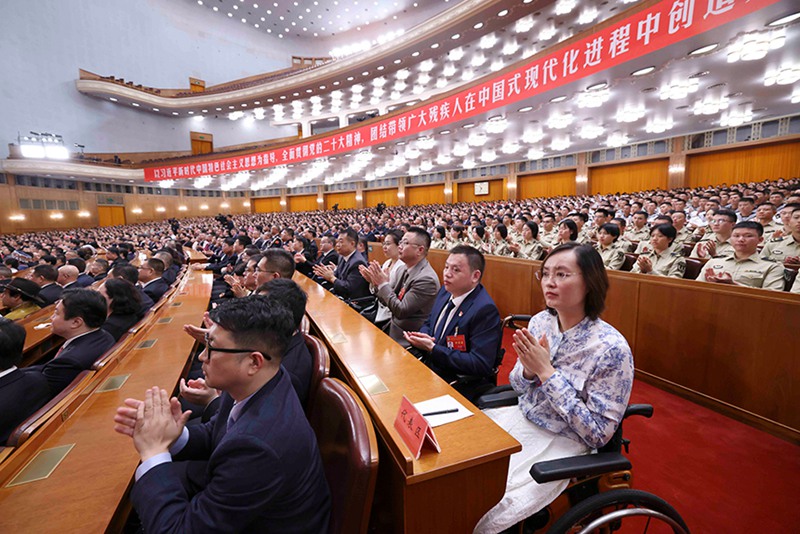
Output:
547,112,574,129
555,0,577,15
453,143,469,157
443,64,456,77
692,93,730,115
461,69,475,81
767,12,800,26
616,104,646,122
549,95,567,103
474,22,484,29
490,59,505,72
515,16,534,33
550,136,571,151
577,7,599,24
449,47,464,61
420,160,434,171
719,103,754,127
539,23,556,41
728,28,785,62
518,106,533,113
632,66,656,76
480,33,498,49
419,60,434,72
645,117,674,133
437,154,452,165
659,78,700,100
579,123,605,139
576,88,610,108
462,123,475,129
689,43,718,56
463,158,476,169
764,63,800,86
471,53,486,67
451,33,461,40
480,149,497,162
791,86,800,104
502,142,520,154
468,132,488,146
526,148,545,160
606,132,629,147
522,128,544,144
497,9,508,16
502,40,520,56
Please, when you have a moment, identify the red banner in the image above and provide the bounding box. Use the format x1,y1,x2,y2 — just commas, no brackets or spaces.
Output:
145,0,779,182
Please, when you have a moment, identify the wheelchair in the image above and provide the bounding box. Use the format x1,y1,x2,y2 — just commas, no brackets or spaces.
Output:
478,315,690,534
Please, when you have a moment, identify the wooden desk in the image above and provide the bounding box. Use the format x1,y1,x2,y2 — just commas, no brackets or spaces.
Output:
294,274,520,533
0,271,213,532
18,305,62,367
184,247,208,264
368,244,800,444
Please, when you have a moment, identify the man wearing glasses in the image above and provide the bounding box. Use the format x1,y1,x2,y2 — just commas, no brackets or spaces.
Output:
113,296,331,532
690,209,736,259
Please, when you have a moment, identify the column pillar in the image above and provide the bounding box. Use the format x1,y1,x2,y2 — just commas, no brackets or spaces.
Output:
506,167,518,201
280,188,288,212
575,153,589,196
317,185,325,211
444,172,454,204
397,178,407,207
356,182,365,209
668,136,688,189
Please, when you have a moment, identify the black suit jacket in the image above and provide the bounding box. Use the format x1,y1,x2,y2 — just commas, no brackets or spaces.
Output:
137,286,155,317
0,368,51,445
76,273,95,288
282,332,313,406
142,277,169,302
102,312,139,341
332,252,370,299
39,283,63,306
162,264,180,285
28,328,116,396
131,370,331,533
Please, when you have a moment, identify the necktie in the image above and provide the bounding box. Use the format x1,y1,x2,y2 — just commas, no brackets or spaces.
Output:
395,270,409,299
433,300,456,342
227,402,241,431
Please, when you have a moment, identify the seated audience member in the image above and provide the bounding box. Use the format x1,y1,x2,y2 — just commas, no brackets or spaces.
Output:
312,228,370,300
57,265,80,289
430,225,448,250
555,219,578,247
670,210,694,247
491,224,512,257
404,245,502,402
690,209,736,259
1,279,44,320
153,251,179,285
105,247,127,270
290,236,315,275
539,213,559,248
257,248,296,281
100,279,143,341
595,223,626,270
755,202,781,241
28,289,115,396
696,222,784,291
509,221,544,260
634,215,673,254
476,243,633,533
297,235,339,278
3,258,19,274
68,258,95,287
223,254,262,298
0,265,12,286
361,227,439,347
625,210,651,243
761,204,800,266
0,318,51,445
110,264,154,316
365,230,406,330
113,296,331,533
90,258,110,282
138,258,169,302
631,224,686,278
30,264,62,306
192,237,236,274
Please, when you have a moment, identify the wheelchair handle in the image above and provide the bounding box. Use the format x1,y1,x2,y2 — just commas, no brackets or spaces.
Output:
624,404,654,419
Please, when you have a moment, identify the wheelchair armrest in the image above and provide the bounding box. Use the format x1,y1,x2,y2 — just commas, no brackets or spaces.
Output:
476,386,519,409
624,404,653,419
530,452,631,484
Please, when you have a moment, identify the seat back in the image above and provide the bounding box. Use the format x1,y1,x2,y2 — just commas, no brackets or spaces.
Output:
303,333,330,412
621,254,637,272
683,258,706,280
7,370,95,447
308,378,379,534
681,243,694,257
784,266,798,291
299,314,310,334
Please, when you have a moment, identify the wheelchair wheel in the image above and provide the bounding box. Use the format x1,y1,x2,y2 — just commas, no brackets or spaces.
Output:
547,488,689,534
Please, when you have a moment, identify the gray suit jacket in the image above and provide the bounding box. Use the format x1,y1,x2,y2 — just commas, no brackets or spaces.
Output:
376,257,440,347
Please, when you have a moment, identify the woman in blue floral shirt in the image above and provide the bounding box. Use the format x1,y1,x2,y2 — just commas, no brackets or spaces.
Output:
476,243,634,533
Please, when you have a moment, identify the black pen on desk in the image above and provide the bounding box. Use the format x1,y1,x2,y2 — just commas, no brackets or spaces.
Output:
422,409,458,417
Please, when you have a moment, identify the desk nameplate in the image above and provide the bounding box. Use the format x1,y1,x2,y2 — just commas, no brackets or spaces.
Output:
96,374,131,393
358,374,389,395
136,339,157,349
6,444,75,488
157,317,173,324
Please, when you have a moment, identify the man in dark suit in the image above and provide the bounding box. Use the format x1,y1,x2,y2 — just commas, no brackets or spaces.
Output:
110,264,153,317
0,318,51,445
68,258,95,287
405,245,502,402
30,264,62,306
90,258,109,282
26,289,115,396
362,227,440,347
290,236,316,278
154,251,179,285
192,237,236,275
138,258,169,302
313,228,370,299
297,235,339,278
114,296,330,533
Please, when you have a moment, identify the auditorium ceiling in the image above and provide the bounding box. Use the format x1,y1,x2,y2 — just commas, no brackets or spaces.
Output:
6,0,800,190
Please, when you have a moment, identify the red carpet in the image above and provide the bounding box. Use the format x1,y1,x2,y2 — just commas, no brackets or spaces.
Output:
497,331,800,532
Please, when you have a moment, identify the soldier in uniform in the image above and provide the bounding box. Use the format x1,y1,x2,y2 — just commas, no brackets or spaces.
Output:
670,210,695,248
594,223,626,270
696,221,784,291
631,224,686,278
569,212,592,244
508,221,544,261
490,224,513,257
430,226,448,250
690,209,736,259
587,208,613,243
625,211,651,244
538,213,559,249
755,202,781,241
761,204,800,266
610,217,635,252
508,216,526,245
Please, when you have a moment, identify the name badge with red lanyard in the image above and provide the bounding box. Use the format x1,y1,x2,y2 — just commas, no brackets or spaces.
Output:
446,321,466,351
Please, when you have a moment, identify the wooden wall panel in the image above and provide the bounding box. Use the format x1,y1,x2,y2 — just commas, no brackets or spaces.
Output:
456,179,505,204
518,170,576,199
253,197,282,213
406,184,445,206
123,194,248,225
288,194,319,212
589,159,669,194
364,188,399,207
687,140,800,187
97,206,126,227
325,191,356,210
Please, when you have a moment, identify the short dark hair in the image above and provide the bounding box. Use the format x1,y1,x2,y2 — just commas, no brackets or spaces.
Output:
651,223,677,244
61,289,108,329
433,226,446,240
41,254,57,265
256,278,307,330
3,257,19,270
104,278,142,316
208,295,295,361
524,221,540,239
145,258,165,275
733,221,764,236
713,209,737,223
384,229,403,246
494,224,508,239
33,264,58,282
341,227,359,244
236,235,252,247
599,223,620,240
67,257,86,272
595,208,611,218
294,236,310,250
0,317,26,369
559,219,579,240
111,264,139,285
449,245,485,278
541,243,608,320
262,249,295,278
406,226,431,250
93,259,109,272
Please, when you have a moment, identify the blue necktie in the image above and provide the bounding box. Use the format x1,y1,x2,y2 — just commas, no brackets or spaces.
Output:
433,300,456,342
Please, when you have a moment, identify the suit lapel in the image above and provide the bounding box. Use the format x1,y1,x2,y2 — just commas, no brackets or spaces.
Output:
443,286,481,338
